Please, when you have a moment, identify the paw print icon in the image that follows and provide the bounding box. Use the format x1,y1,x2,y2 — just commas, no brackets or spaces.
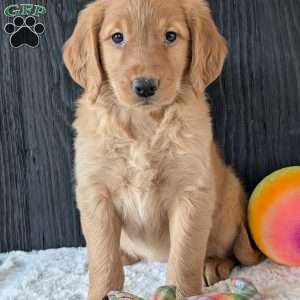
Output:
4,16,45,48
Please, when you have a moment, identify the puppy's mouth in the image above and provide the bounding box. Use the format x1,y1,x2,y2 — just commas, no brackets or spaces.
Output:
139,98,156,106
131,94,159,107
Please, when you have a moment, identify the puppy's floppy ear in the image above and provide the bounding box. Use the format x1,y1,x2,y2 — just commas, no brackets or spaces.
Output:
182,0,228,95
63,2,104,94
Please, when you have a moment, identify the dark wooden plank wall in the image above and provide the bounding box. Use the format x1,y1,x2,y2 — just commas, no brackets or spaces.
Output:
0,0,299,252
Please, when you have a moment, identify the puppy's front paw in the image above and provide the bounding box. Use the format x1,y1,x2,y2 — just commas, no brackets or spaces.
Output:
87,289,109,300
87,291,104,300
87,266,124,300
175,286,202,300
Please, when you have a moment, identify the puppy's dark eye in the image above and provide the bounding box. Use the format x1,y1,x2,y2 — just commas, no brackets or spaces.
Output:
165,31,177,44
112,32,124,45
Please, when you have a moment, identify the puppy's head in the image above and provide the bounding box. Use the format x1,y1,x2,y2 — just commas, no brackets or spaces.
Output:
63,0,227,107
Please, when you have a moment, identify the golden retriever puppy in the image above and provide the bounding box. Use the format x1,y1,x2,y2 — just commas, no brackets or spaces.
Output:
63,0,262,299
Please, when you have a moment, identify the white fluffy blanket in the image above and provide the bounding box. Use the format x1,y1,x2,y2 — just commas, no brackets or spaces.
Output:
1,248,300,300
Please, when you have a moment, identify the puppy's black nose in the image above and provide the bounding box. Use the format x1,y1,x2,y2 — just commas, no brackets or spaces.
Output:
132,78,158,98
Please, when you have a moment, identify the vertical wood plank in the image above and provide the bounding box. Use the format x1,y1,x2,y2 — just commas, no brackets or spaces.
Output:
208,0,300,192
0,0,89,251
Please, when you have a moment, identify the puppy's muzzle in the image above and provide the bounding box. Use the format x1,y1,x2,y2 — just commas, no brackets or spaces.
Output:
132,78,159,99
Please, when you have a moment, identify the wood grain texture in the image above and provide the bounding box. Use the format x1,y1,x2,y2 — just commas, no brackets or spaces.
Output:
0,0,87,252
0,0,299,252
208,0,300,190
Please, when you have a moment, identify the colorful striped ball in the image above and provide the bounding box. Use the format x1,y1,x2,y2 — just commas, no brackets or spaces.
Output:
187,279,260,300
248,166,300,266
106,279,261,300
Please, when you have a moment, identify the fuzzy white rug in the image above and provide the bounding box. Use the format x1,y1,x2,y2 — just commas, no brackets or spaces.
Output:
1,248,300,300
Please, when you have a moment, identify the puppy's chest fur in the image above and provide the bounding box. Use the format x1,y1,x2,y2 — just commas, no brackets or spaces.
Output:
76,100,212,239
104,109,186,229
114,137,167,235
93,104,210,233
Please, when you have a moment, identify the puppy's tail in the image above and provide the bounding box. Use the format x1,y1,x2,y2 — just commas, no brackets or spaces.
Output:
233,223,264,266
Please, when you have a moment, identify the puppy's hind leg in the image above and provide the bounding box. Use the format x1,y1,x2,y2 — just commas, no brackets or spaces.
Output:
233,223,264,266
204,257,236,286
121,250,141,266
120,232,142,266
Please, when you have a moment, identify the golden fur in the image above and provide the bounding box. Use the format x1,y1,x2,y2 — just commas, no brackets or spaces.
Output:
63,0,262,299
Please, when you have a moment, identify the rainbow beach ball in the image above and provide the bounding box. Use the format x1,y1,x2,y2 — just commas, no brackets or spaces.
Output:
248,166,300,266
